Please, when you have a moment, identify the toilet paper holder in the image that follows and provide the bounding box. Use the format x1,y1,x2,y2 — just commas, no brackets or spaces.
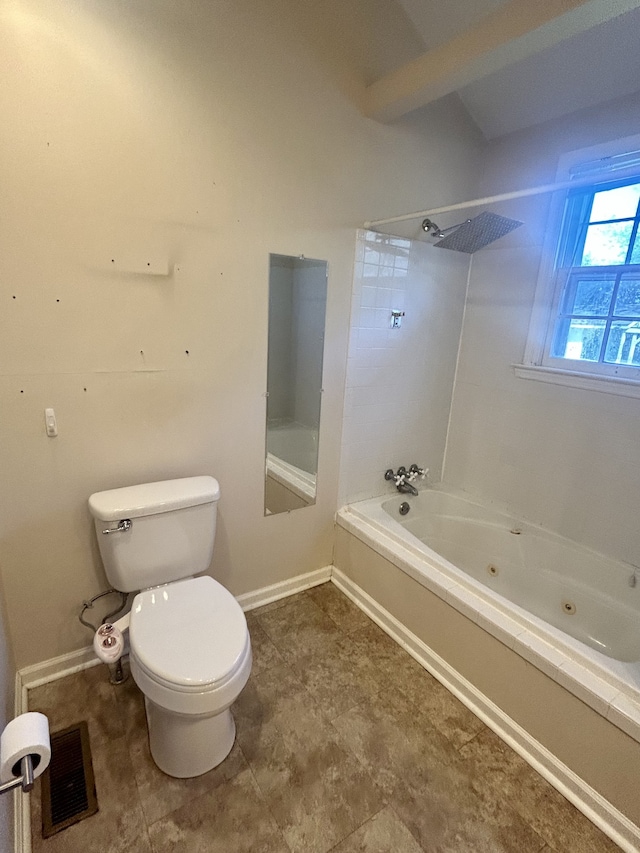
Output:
0,754,35,795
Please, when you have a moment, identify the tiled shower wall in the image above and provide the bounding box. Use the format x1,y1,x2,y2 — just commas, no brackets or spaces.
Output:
339,230,470,505
445,216,640,565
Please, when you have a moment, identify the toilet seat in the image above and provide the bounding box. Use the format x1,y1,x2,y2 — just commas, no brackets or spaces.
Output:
129,575,251,715
132,633,251,694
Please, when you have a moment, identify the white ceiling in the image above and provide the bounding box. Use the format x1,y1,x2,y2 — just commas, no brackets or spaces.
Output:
396,0,509,52
304,0,640,139
458,5,640,138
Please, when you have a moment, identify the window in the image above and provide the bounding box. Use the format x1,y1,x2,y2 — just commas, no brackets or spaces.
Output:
520,135,640,395
550,178,640,370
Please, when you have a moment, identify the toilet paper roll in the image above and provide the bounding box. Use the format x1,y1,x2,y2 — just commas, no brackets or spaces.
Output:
93,623,124,664
0,712,51,783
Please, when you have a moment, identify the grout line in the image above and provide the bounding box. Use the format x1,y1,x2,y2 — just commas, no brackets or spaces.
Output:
324,807,389,853
236,741,295,852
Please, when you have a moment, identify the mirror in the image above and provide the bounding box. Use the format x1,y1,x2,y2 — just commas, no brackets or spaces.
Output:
264,254,328,515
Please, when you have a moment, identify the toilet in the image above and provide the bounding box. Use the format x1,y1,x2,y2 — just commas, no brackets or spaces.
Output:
88,476,251,778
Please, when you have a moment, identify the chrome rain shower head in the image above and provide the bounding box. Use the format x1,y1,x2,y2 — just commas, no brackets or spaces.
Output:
433,211,523,253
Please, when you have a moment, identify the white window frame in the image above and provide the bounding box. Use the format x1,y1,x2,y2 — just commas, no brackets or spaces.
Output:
517,132,640,399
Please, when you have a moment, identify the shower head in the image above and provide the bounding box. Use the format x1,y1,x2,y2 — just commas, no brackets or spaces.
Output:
432,211,523,253
421,218,445,238
422,218,473,239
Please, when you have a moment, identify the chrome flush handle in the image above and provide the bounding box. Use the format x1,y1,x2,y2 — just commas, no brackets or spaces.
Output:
102,519,132,535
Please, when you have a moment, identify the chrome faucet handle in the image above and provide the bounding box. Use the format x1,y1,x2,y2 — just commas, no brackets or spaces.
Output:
409,464,428,479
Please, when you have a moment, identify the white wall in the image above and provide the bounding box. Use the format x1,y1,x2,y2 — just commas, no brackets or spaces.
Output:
0,575,16,852
340,230,470,504
445,91,640,565
0,0,483,667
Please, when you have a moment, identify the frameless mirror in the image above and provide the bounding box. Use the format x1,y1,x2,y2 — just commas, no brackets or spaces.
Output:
264,254,328,515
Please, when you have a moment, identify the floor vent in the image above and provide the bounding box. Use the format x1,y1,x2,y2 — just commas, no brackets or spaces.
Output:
41,721,98,838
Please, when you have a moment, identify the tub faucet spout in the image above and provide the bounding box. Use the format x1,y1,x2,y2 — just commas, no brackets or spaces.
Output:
397,480,418,497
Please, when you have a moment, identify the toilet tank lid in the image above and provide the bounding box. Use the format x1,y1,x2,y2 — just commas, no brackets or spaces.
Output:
88,476,220,521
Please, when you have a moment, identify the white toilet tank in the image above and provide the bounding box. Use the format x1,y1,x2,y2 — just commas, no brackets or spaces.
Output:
88,476,220,593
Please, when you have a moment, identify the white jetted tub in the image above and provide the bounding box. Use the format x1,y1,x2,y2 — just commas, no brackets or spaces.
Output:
337,486,640,744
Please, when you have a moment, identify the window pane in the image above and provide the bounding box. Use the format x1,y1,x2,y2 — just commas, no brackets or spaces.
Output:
630,232,640,265
581,222,633,266
563,276,615,315
590,183,640,222
554,319,605,361
604,320,640,365
614,277,640,316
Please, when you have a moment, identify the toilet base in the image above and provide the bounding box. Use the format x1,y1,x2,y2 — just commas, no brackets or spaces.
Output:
144,696,236,778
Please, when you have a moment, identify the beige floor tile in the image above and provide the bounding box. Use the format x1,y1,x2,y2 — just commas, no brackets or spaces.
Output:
254,594,343,663
285,617,443,721
332,686,459,788
244,728,384,853
397,672,487,750
459,729,621,853
234,662,331,743
332,689,546,853
330,807,424,853
25,585,622,853
341,622,432,695
389,772,547,853
31,735,151,853
247,618,285,675
147,766,289,853
287,634,388,720
298,614,484,746
306,583,372,633
29,664,125,748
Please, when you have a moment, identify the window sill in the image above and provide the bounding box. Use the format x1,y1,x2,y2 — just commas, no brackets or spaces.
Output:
513,363,640,399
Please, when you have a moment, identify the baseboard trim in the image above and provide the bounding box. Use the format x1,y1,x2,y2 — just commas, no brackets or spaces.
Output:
20,646,99,695
236,566,332,612
16,565,334,697
331,568,640,853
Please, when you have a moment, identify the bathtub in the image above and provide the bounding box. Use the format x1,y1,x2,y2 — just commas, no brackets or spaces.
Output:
337,486,640,744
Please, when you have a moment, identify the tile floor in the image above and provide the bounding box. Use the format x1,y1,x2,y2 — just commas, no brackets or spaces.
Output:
27,583,621,852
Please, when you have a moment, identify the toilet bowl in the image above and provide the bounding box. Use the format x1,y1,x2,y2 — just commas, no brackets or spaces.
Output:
88,477,251,778
129,575,252,777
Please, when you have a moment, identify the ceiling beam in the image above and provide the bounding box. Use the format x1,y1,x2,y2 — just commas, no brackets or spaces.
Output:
364,0,640,122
